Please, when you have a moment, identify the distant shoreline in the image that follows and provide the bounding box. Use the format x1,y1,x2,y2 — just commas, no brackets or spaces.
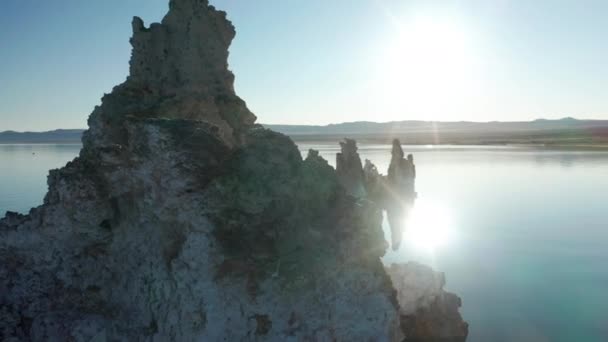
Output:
2,141,607,151
2,118,607,149
0,142,82,145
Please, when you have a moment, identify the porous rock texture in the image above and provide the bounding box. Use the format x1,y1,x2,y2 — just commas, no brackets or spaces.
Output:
0,1,467,341
388,263,469,342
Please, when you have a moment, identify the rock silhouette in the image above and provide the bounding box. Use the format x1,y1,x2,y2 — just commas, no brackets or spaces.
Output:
349,138,417,251
386,139,417,250
336,138,366,198
0,1,466,341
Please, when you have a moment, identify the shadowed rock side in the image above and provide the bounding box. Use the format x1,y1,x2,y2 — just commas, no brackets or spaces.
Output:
336,141,467,342
357,139,418,251
386,140,417,250
336,138,366,198
0,0,466,341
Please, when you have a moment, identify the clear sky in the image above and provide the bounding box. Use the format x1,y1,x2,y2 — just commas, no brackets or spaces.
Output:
1,0,607,131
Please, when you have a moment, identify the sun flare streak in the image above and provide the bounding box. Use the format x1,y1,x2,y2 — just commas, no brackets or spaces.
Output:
404,199,454,252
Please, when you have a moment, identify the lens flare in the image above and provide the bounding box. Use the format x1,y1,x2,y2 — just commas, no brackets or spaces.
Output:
404,199,454,252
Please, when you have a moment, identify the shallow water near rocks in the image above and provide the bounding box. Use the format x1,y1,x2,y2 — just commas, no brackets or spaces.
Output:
2,142,608,341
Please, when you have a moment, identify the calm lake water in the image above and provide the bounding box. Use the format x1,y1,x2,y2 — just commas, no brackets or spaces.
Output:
2,143,608,341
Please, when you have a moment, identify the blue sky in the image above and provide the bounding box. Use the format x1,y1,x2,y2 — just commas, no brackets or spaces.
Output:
1,0,607,131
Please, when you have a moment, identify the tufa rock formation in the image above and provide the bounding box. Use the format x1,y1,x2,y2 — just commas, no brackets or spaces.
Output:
385,140,417,250
336,138,366,198
0,1,467,341
84,0,256,151
388,263,469,341
357,139,417,251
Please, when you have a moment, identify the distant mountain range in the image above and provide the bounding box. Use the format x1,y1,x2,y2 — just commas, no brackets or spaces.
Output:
264,117,608,145
2,118,608,146
265,117,603,134
0,129,84,144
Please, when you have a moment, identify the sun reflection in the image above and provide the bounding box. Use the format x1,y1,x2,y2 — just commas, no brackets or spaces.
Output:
403,199,454,252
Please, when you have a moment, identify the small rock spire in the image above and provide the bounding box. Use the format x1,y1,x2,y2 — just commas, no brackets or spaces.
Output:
336,138,366,198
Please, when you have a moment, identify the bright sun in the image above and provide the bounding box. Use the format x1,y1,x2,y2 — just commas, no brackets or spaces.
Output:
376,13,480,120
403,199,454,252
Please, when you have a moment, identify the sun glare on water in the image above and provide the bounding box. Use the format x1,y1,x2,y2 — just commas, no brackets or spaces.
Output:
403,199,454,252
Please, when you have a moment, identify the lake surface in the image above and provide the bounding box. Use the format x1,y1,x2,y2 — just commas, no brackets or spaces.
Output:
0,144,83,213
2,143,608,341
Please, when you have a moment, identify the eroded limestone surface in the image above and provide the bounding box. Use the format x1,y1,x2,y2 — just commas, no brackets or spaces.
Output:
388,263,469,342
0,0,467,341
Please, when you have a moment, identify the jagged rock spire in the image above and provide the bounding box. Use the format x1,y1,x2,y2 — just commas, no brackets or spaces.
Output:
130,0,236,91
333,138,417,250
385,139,416,250
336,138,367,198
388,139,416,192
83,0,255,151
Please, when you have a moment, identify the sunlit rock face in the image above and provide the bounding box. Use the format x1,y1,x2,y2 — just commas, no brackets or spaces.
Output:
388,263,469,342
0,0,466,341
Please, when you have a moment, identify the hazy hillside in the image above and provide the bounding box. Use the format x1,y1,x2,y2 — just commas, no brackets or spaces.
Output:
265,118,606,134
0,129,84,144
2,118,608,146
265,118,608,146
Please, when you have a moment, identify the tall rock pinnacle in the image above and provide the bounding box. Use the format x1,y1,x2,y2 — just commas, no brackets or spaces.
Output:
386,139,417,250
336,138,367,198
84,0,255,152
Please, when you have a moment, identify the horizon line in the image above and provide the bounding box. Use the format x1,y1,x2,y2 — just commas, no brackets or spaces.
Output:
3,116,608,133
